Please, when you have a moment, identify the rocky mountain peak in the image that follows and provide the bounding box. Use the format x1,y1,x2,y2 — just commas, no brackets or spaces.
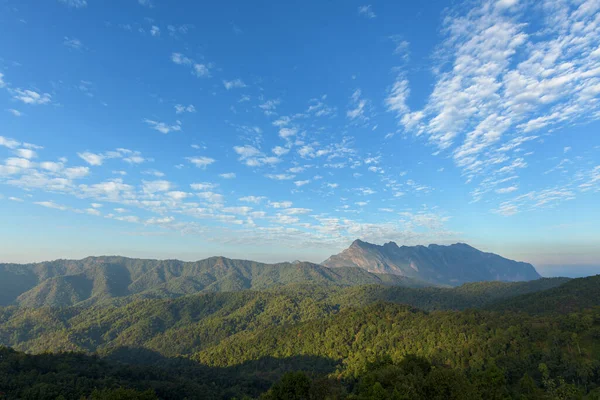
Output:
323,239,540,286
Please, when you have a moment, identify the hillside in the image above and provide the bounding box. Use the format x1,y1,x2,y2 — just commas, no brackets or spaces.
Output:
0,275,599,399
191,301,600,399
0,242,546,309
323,240,541,285
0,277,569,357
487,274,600,314
330,277,570,310
193,301,600,372
0,256,423,308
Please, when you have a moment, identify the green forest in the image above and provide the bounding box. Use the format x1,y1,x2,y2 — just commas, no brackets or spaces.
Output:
0,275,599,399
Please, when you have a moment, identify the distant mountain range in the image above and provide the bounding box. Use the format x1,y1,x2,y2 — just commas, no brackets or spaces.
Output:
0,241,542,308
0,256,424,308
322,240,540,285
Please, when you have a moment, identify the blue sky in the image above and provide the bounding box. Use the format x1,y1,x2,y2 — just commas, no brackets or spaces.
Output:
0,0,599,275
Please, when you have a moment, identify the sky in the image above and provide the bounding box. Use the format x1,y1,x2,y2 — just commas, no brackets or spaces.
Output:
0,0,599,275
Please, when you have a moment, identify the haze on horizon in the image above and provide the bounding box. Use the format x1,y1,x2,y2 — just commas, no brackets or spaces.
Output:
0,0,599,276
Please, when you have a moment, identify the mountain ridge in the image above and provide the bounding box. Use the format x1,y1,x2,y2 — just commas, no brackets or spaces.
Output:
0,255,427,308
323,240,541,285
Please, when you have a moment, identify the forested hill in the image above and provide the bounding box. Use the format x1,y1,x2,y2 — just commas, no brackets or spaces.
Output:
0,275,599,398
0,256,425,308
0,277,569,357
0,274,599,399
0,245,551,308
486,274,600,314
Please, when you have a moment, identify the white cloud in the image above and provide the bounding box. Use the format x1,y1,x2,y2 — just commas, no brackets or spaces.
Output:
166,191,189,200
239,196,265,203
34,201,67,211
123,152,147,164
40,162,63,172
223,79,246,90
59,0,87,8
272,214,299,225
175,104,196,114
77,152,104,166
193,64,210,77
346,89,370,121
265,173,295,180
234,145,261,159
385,0,600,202
358,5,376,19
86,208,101,216
171,53,212,78
14,149,36,159
143,169,164,177
219,172,236,179
142,180,172,193
190,182,218,191
196,191,224,203
63,166,89,179
187,156,215,168
150,26,160,36
284,207,312,215
279,128,297,139
144,119,182,134
496,186,518,194
12,89,51,105
7,109,22,117
358,187,376,195
223,206,252,215
385,77,410,121
233,145,280,167
288,166,307,174
5,157,33,169
0,136,20,149
390,36,410,60
167,24,192,37
76,148,146,167
113,215,140,223
307,97,336,117
259,99,280,115
146,217,176,225
171,53,191,65
294,180,310,187
272,146,290,156
269,201,293,209
63,37,83,50
0,72,5,88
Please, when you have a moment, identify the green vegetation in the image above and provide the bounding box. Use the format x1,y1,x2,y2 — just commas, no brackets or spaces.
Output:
0,256,425,308
0,272,599,399
0,278,568,356
486,274,600,314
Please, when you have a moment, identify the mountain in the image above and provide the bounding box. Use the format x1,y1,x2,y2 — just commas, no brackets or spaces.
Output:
0,278,568,357
1,274,598,399
486,274,600,314
322,240,541,285
0,256,424,308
